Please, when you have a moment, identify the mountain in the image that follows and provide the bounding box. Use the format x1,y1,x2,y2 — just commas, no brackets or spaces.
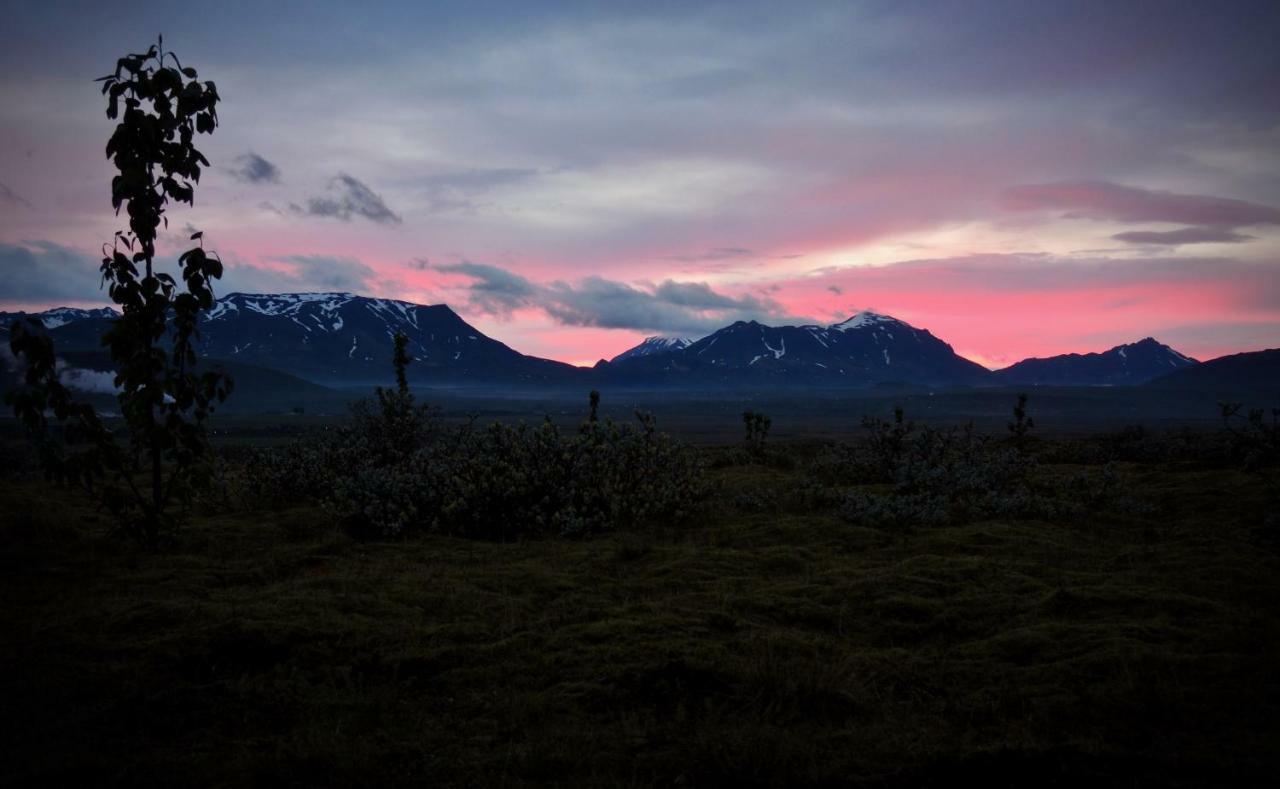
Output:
601,311,992,387
0,306,119,336
40,293,584,387
610,336,694,364
993,338,1197,386
1145,348,1280,395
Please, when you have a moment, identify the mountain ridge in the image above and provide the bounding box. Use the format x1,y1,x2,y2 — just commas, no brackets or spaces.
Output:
993,337,1197,386
2,294,1253,393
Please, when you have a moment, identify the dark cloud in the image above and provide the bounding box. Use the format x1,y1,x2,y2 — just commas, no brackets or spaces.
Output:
230,152,281,184
1003,181,1280,228
436,260,803,334
434,261,539,316
0,242,107,302
1112,227,1255,246
0,181,31,208
653,279,756,310
298,174,401,224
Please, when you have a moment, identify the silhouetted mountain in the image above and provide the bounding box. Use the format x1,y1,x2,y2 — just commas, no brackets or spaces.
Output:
601,311,991,387
610,336,694,363
0,306,119,337
1145,348,1280,395
993,338,1197,386
18,296,1268,397
40,293,583,387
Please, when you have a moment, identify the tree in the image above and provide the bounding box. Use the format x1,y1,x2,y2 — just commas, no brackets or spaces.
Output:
6,37,231,545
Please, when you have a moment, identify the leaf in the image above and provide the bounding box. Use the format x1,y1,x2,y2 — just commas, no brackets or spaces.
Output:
190,231,203,240
182,67,197,78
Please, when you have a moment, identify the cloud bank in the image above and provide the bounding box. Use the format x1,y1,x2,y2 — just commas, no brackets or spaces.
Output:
1004,181,1280,246
434,261,806,335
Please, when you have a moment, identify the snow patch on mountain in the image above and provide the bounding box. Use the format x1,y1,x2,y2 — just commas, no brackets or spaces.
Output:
610,335,695,363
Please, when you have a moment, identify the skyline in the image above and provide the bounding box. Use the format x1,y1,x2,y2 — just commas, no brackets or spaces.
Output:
3,1,1279,366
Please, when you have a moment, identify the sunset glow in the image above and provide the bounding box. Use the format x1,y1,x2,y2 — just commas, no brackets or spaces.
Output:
2,1,1277,366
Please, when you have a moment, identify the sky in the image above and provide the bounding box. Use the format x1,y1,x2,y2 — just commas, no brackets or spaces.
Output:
1,1,1278,368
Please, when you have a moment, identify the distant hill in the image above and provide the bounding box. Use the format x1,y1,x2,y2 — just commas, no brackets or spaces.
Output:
600,311,992,387
1145,348,1280,396
994,338,1197,386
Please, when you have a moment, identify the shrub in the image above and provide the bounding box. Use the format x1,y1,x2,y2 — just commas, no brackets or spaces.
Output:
1219,401,1280,470
835,400,1145,529
742,410,772,456
240,392,707,540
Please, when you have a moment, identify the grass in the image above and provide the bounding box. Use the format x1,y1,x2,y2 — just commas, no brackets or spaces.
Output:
1,441,1278,787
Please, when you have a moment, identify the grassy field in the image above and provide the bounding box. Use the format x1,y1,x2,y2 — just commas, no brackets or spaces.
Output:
1,436,1278,787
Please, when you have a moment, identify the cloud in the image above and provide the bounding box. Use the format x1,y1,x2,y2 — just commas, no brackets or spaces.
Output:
415,167,540,214
0,242,108,303
0,181,31,208
229,152,281,184
435,260,804,334
58,363,117,394
223,254,381,294
1111,227,1255,246
297,174,401,224
664,247,754,263
1003,181,1280,229
0,242,385,306
433,261,539,315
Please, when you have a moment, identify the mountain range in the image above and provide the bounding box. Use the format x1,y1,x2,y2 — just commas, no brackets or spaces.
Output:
597,311,992,387
2,292,1275,397
991,337,1197,386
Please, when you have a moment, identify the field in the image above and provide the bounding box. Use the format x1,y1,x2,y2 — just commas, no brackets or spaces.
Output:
1,406,1279,787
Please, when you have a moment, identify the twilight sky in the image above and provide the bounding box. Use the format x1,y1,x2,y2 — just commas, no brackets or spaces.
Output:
2,1,1279,367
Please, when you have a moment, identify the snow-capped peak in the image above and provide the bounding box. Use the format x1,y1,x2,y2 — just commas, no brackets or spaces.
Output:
828,311,900,331
28,307,118,329
610,335,695,363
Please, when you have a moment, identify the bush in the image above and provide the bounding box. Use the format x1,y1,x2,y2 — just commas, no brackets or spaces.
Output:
835,400,1146,530
1220,402,1280,470
238,394,707,540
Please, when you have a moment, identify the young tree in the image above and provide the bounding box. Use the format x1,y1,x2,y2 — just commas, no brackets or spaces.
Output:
6,37,231,544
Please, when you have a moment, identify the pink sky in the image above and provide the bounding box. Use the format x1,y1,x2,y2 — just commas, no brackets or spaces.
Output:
2,3,1278,367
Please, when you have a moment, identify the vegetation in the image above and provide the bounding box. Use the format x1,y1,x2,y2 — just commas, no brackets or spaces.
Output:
5,38,229,544
236,388,706,540
1,416,1277,786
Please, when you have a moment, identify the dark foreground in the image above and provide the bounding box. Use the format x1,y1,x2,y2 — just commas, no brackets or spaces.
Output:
1,434,1278,787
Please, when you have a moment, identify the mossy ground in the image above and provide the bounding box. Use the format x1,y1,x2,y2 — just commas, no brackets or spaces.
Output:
1,444,1277,787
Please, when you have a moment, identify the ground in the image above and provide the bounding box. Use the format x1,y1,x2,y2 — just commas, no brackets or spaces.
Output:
1,438,1277,787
